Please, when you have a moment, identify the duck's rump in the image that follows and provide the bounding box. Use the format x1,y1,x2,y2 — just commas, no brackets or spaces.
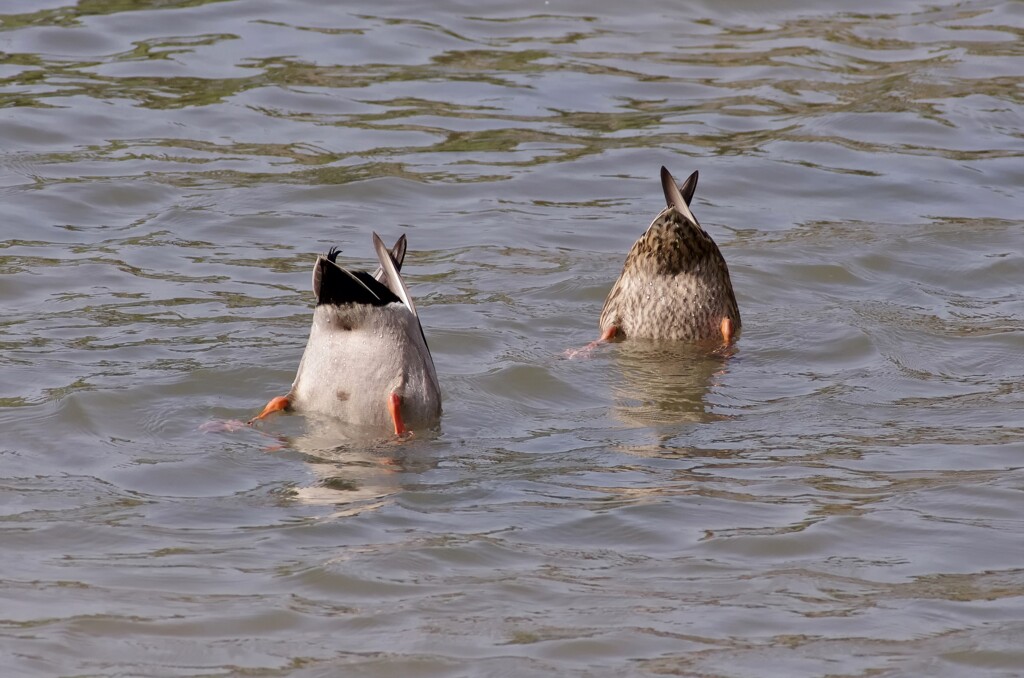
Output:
633,209,729,275
289,303,441,428
600,212,741,341
602,269,738,341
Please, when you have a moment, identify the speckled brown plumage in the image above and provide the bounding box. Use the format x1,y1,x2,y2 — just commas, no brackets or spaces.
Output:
598,167,741,342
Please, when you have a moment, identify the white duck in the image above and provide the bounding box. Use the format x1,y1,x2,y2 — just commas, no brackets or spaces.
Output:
250,233,441,436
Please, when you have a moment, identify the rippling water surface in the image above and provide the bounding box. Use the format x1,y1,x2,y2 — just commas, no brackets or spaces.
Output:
2,0,1023,675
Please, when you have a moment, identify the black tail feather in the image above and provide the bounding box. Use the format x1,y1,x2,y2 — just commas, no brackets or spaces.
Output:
313,254,401,307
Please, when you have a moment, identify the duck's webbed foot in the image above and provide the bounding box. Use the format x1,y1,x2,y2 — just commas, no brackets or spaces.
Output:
565,325,618,359
248,395,291,425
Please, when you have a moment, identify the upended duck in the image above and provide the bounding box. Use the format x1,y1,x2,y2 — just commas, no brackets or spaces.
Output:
250,233,441,436
593,166,741,346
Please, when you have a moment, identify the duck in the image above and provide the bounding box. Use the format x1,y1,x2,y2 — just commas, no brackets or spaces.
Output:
250,232,441,436
595,166,741,345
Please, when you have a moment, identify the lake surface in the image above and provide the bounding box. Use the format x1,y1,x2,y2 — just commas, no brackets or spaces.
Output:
1,0,1023,676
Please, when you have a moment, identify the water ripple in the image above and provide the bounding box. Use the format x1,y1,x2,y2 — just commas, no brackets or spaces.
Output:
1,0,1023,676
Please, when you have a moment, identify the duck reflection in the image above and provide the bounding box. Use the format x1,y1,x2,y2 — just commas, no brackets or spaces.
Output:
609,340,734,428
277,416,438,515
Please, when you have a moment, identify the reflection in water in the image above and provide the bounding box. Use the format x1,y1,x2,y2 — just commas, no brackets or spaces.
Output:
278,416,437,515
201,414,419,514
609,340,732,428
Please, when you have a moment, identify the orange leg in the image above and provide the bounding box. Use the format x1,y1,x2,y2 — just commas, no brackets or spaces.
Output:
248,395,290,425
388,392,406,437
720,317,734,344
565,325,618,359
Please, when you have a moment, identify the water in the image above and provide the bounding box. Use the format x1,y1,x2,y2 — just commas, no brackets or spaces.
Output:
2,0,1023,675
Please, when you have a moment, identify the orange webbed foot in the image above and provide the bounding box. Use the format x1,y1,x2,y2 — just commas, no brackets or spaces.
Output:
248,395,291,426
565,325,618,359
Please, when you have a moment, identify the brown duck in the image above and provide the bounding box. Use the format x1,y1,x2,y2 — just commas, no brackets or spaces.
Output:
595,166,741,345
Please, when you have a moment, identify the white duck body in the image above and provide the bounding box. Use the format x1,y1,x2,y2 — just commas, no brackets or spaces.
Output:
251,232,441,434
290,299,441,429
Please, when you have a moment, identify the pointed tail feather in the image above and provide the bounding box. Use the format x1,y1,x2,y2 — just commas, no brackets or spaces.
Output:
372,232,418,317
372,234,407,283
661,166,700,226
679,170,698,206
